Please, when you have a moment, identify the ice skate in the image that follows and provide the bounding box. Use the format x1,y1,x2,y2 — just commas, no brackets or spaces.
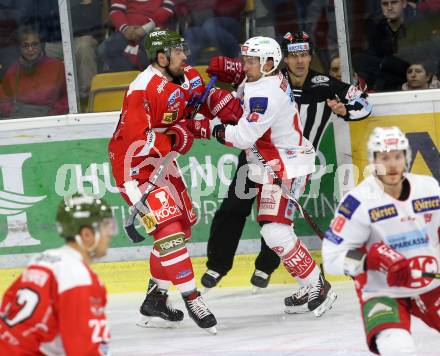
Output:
250,269,270,294
307,274,337,317
201,269,223,293
136,280,184,328
284,285,312,314
184,292,217,334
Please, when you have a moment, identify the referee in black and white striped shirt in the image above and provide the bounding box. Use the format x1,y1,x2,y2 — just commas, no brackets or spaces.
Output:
201,31,372,293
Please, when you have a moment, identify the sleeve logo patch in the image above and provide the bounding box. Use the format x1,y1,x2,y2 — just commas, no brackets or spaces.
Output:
369,204,398,223
246,112,260,122
249,97,268,114
190,77,202,89
338,194,360,219
412,196,440,213
162,111,178,124
324,230,344,245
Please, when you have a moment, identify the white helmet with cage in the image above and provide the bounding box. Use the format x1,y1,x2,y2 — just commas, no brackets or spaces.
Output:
367,126,412,170
241,36,282,76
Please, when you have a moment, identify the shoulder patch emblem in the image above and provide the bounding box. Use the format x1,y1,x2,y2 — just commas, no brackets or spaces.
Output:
338,194,360,219
249,97,268,114
311,75,329,84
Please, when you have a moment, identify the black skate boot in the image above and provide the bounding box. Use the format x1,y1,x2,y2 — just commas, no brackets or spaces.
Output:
284,285,311,314
184,291,217,334
201,269,223,291
250,269,271,293
137,280,184,328
307,273,337,317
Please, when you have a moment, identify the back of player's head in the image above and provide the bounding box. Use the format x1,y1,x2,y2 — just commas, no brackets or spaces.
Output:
241,36,282,75
144,29,190,63
281,31,314,56
56,193,113,240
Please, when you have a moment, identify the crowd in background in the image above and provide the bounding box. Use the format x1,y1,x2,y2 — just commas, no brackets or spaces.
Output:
0,0,439,119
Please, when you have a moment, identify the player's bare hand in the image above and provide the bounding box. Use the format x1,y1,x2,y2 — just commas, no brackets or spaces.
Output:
326,99,347,116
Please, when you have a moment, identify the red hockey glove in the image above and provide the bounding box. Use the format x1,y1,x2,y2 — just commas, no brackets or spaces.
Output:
207,56,245,86
166,123,194,155
206,88,243,125
366,241,411,287
185,118,211,139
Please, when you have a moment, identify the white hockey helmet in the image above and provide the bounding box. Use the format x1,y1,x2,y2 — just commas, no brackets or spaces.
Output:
367,126,412,170
241,36,282,76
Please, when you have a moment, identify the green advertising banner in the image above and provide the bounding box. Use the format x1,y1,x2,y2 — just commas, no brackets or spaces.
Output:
0,118,338,263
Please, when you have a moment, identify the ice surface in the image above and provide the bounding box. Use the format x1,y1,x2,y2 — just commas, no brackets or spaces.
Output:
108,282,439,355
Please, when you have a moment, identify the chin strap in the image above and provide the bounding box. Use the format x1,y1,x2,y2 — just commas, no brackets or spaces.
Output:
75,231,101,258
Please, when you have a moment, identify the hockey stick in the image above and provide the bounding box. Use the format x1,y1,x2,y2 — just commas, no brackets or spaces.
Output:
248,145,324,239
124,76,218,243
411,270,440,279
124,151,179,243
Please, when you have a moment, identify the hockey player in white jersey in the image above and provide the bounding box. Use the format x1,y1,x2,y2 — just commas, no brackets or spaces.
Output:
212,36,337,317
322,126,440,355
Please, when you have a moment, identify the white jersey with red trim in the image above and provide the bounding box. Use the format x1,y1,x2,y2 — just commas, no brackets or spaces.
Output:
0,246,109,355
322,173,440,300
224,72,315,183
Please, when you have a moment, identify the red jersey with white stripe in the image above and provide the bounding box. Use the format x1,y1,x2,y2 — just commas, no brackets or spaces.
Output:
110,0,175,33
224,72,316,183
0,246,109,356
108,64,206,188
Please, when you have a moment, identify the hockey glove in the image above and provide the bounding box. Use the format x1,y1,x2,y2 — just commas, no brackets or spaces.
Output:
366,241,411,287
207,56,245,86
185,117,211,139
166,123,194,155
212,124,227,145
206,88,243,125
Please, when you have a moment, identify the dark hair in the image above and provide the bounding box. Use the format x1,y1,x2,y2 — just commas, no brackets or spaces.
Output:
17,25,41,44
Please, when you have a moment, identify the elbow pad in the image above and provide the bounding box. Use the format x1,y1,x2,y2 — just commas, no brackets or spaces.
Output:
343,249,366,277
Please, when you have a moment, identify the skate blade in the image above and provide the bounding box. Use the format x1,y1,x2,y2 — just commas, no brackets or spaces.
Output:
136,315,181,329
201,287,212,294
251,286,262,294
312,291,337,317
284,305,310,314
203,326,217,335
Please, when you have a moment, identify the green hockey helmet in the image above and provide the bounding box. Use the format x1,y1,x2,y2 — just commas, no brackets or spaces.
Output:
56,194,113,239
144,29,190,61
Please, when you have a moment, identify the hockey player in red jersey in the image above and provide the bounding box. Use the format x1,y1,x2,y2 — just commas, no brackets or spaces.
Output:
108,29,242,333
211,36,337,317
0,194,115,355
322,127,440,355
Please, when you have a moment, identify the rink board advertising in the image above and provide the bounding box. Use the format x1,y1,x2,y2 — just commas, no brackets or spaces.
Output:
0,116,338,259
1,89,439,264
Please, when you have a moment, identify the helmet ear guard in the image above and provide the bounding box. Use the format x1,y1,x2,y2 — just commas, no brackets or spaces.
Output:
367,126,412,171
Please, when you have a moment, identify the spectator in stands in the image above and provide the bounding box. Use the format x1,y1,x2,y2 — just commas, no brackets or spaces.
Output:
98,0,176,72
354,0,440,91
0,0,21,78
402,61,440,90
329,55,368,91
0,26,67,118
21,0,104,107
177,0,245,66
